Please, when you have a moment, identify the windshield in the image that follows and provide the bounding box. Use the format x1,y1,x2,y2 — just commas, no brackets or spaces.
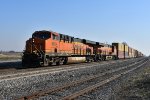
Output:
32,31,51,39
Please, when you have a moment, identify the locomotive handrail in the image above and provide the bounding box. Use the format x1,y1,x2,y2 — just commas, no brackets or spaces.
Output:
29,41,45,56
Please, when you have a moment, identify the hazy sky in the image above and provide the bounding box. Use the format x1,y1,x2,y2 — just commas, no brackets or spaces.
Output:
0,0,150,55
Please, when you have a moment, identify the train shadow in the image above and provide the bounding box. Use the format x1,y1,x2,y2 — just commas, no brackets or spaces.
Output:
0,61,23,69
0,61,47,70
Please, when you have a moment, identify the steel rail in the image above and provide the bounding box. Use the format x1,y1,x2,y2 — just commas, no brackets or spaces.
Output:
1,59,130,81
0,58,133,79
62,60,148,100
17,58,146,100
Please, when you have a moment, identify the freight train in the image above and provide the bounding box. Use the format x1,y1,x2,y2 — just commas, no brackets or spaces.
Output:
22,30,144,67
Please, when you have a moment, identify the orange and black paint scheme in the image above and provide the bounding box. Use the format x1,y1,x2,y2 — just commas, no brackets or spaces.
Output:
22,30,143,67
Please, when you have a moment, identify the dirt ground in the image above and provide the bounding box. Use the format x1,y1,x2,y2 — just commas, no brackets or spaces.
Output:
117,62,150,100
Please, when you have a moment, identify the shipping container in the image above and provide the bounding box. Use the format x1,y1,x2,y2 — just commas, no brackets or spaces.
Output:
112,43,125,59
131,48,135,57
128,47,132,58
124,44,129,58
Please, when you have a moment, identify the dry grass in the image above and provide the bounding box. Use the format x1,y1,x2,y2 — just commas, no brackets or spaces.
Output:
0,53,21,61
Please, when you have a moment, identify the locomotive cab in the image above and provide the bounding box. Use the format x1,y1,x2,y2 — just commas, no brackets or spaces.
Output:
22,31,60,67
31,31,51,53
31,31,60,54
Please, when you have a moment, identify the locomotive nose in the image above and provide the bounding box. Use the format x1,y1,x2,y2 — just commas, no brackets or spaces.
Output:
32,37,45,52
32,38,35,43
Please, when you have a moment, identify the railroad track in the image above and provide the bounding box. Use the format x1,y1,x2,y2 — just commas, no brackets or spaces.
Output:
17,57,148,100
0,58,136,74
0,58,134,80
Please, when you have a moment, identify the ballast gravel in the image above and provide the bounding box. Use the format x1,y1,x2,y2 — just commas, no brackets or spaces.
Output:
77,58,149,100
0,57,145,100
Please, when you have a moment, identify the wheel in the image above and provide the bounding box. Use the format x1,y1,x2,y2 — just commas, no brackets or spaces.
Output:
63,58,68,65
49,62,53,66
56,61,60,65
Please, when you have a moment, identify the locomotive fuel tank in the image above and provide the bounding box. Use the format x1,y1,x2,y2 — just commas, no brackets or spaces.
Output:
67,57,86,63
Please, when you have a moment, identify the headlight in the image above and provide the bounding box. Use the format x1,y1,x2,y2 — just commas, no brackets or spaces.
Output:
33,39,34,43
33,50,37,54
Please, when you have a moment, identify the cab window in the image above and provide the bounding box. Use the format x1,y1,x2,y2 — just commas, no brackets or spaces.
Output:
32,31,51,39
52,34,58,40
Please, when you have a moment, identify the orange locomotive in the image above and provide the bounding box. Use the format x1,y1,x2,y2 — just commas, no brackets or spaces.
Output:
22,30,143,67
23,30,95,66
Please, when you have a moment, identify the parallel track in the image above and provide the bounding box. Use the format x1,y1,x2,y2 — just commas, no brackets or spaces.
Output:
17,58,148,100
62,59,148,100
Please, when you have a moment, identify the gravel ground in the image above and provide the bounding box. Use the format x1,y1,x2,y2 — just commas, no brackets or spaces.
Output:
46,59,146,99
77,57,149,100
0,59,125,76
0,57,145,100
0,60,129,80
116,58,150,100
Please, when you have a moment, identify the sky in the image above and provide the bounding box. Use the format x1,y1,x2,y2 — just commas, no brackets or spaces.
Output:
0,0,150,55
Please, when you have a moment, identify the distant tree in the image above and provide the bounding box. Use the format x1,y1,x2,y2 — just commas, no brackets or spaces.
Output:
8,51,15,53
